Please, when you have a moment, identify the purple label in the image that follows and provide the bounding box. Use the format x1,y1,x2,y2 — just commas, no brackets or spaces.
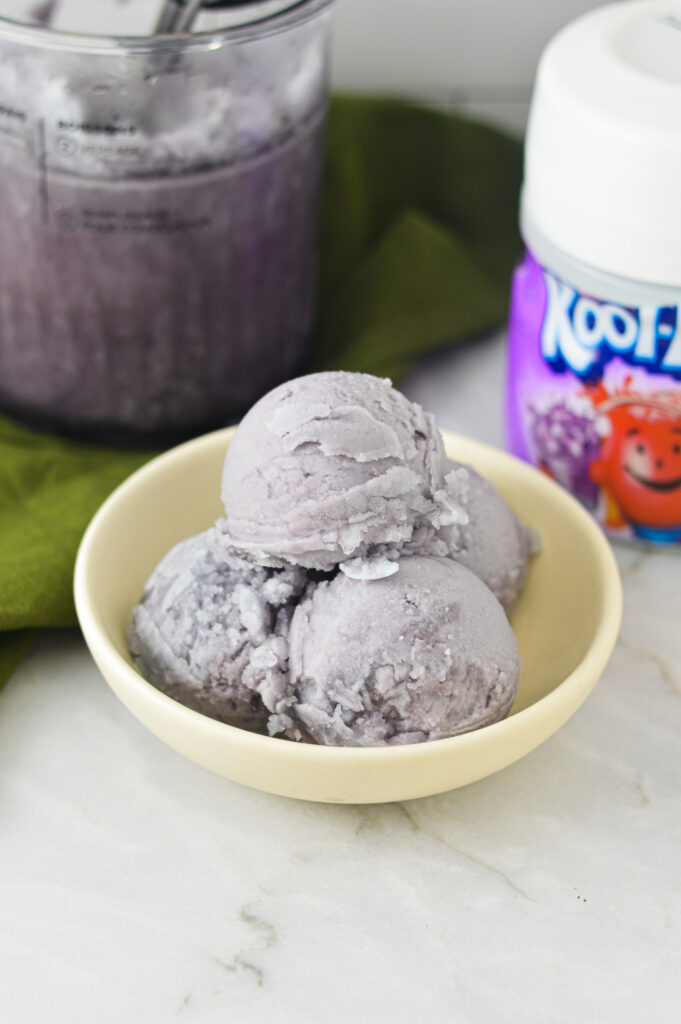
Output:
507,251,681,544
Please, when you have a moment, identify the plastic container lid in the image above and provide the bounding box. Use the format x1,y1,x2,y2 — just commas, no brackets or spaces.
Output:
522,0,681,288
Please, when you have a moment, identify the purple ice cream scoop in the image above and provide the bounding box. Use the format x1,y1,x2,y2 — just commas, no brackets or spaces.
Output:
423,461,539,614
216,372,464,574
127,530,307,730
269,555,521,746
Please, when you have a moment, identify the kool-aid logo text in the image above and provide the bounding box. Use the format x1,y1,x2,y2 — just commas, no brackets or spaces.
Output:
541,272,681,376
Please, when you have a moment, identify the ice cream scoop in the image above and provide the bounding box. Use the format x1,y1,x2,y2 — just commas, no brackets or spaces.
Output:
127,530,306,729
155,0,264,35
427,461,539,613
271,555,521,745
217,371,464,573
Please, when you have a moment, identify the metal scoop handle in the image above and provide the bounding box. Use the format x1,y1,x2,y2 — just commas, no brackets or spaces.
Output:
155,0,261,35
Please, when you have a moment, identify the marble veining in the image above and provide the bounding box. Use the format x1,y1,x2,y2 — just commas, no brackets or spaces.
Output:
396,802,534,902
1,332,680,1023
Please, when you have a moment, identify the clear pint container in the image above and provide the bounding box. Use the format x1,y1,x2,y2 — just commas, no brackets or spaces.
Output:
0,1,333,441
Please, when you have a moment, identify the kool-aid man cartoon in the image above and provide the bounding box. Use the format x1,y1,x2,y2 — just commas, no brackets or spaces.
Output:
590,392,681,542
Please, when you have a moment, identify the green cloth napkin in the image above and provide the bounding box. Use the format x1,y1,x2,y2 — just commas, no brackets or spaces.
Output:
0,95,522,689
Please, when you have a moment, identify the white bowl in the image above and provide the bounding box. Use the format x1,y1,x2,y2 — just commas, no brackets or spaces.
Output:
74,428,622,803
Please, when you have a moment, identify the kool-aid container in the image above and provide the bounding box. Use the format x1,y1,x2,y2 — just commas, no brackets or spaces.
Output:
507,0,681,544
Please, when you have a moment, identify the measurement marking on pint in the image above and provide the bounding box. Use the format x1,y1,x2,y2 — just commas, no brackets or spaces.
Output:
38,118,49,224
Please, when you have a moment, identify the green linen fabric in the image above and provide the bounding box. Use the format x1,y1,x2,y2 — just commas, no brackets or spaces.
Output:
0,95,522,688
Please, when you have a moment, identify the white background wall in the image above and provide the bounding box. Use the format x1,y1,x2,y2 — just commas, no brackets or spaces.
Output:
330,0,613,134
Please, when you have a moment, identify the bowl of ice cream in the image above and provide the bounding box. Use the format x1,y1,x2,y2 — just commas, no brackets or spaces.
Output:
74,378,621,803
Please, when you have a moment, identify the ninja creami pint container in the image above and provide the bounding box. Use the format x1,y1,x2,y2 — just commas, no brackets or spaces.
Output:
507,0,681,544
0,1,333,442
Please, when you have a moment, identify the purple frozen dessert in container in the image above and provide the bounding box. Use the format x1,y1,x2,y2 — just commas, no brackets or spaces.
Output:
126,370,538,742
0,0,334,441
271,555,521,746
507,1,681,545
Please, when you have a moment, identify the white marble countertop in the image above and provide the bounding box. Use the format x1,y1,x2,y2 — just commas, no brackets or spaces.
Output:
2,331,680,1024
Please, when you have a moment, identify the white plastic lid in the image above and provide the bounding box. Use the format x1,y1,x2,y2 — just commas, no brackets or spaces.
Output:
523,0,681,288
